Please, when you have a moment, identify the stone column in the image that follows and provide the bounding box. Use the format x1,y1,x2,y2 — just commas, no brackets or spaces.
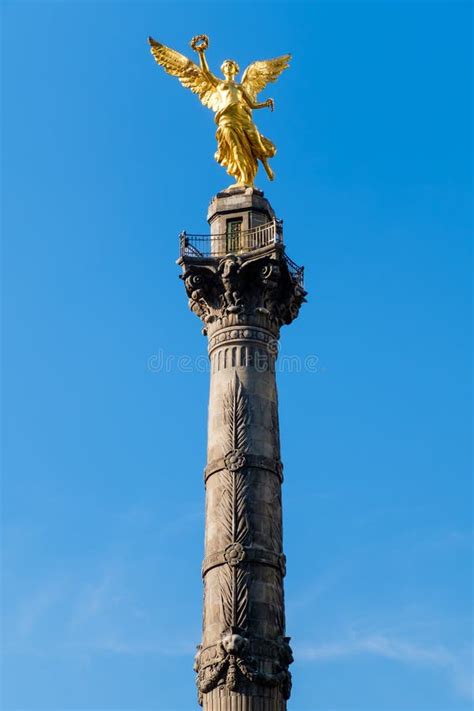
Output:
178,187,306,710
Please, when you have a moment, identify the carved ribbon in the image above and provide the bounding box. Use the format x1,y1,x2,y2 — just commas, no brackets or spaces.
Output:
202,546,286,577
204,452,283,483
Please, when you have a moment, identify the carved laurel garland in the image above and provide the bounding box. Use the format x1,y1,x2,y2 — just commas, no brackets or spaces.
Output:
271,400,281,456
218,374,251,631
223,373,250,454
271,566,285,635
196,632,293,701
269,486,283,556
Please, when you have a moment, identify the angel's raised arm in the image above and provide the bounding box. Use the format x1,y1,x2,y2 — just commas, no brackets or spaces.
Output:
192,42,218,87
148,37,219,110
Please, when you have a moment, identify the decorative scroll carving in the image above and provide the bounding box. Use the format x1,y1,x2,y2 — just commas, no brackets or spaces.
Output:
180,248,306,331
183,267,218,322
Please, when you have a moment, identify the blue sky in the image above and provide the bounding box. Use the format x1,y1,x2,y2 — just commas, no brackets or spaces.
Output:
1,1,472,710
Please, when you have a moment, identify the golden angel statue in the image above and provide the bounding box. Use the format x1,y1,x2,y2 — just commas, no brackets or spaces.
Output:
148,34,290,187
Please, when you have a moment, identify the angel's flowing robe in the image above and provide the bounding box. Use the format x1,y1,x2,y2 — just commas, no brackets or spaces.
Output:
214,100,275,186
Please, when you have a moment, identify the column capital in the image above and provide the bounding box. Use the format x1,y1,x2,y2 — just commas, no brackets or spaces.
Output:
179,246,306,335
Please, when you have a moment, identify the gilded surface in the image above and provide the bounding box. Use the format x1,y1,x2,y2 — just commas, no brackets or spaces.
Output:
148,34,290,187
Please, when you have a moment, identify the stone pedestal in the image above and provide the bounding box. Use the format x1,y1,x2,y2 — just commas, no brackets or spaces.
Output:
178,187,306,710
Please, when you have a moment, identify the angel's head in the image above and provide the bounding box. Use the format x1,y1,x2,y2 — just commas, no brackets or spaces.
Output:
221,59,240,80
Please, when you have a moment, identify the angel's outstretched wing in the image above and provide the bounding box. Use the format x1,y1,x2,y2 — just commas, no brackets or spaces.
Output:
241,55,291,101
148,37,219,111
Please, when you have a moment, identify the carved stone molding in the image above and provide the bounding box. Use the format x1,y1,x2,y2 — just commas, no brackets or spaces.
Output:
204,454,283,484
202,546,287,578
208,325,278,354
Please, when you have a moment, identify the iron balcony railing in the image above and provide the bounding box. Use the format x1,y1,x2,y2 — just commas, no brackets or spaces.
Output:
178,219,304,288
179,219,283,259
285,254,305,288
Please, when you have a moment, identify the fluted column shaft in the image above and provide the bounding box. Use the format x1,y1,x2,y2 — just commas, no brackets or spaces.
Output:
178,187,305,710
199,318,288,709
